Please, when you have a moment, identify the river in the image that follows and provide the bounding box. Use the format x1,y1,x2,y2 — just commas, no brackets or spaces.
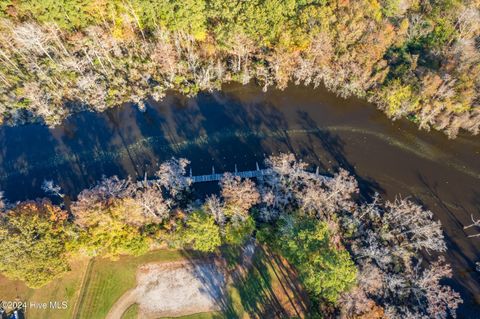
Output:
0,83,479,317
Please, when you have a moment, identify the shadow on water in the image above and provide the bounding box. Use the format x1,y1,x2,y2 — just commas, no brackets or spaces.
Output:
0,85,377,202
414,174,480,314
0,124,60,200
0,82,478,317
295,110,382,200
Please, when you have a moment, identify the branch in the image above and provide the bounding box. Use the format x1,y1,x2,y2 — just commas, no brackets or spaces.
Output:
464,214,480,238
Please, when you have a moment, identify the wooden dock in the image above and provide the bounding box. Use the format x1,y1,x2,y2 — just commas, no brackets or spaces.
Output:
190,169,270,183
138,162,327,186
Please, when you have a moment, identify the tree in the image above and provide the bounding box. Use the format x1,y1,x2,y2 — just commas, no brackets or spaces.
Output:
220,173,259,219
134,186,171,223
351,196,446,266
0,191,5,212
70,176,151,257
382,198,446,253
0,200,70,287
261,153,358,221
70,196,150,257
271,214,357,303
41,179,64,198
463,214,480,238
298,169,358,219
224,215,255,246
155,158,192,197
345,195,462,318
204,195,225,227
71,215,150,258
182,210,221,252
0,0,477,137
261,153,308,215
417,257,462,319
71,176,135,228
0,153,464,317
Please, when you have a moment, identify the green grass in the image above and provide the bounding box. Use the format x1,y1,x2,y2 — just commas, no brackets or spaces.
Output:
1,247,310,319
76,250,185,319
161,312,218,318
0,258,89,319
121,303,139,319
231,247,312,318
75,247,309,319
161,247,310,319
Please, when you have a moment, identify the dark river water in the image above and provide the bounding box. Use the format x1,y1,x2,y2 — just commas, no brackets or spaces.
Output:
0,83,479,317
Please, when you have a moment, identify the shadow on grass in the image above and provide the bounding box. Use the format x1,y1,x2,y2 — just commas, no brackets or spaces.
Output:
180,249,238,319
181,244,311,319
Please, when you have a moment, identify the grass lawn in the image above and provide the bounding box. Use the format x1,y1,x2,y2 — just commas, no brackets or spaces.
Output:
161,312,219,319
0,258,89,319
75,249,185,319
121,303,139,319
227,247,310,318
0,275,32,304
161,246,310,319
0,247,309,319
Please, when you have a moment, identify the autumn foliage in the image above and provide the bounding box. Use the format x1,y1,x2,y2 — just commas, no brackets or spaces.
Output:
0,1,478,137
0,155,463,318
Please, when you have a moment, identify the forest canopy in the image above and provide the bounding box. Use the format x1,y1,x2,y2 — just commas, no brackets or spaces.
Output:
0,0,478,137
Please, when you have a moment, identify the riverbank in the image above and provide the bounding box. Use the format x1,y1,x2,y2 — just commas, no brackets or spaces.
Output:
1,1,479,137
0,84,478,317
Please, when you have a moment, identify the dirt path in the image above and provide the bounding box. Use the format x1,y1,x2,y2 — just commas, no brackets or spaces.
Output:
105,288,139,319
106,260,225,319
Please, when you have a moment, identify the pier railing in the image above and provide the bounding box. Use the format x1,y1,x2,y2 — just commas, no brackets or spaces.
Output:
138,162,327,186
190,169,270,183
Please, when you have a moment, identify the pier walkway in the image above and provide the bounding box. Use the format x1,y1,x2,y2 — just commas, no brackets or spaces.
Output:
138,162,326,186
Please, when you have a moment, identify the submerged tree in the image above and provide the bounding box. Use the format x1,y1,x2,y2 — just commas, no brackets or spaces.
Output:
342,195,462,318
463,214,480,238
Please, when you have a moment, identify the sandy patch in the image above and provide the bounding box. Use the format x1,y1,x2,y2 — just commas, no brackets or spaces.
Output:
107,260,226,319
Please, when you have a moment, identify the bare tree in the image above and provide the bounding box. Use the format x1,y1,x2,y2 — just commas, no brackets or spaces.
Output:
70,175,135,227
134,186,171,222
455,8,480,40
344,193,461,318
382,198,446,253
92,175,134,200
41,180,64,198
463,214,480,238
298,169,358,219
155,158,192,197
220,173,259,218
226,32,255,73
417,257,463,319
261,153,307,211
0,191,5,212
262,153,358,220
204,195,225,228
12,23,55,62
150,28,178,82
339,286,383,319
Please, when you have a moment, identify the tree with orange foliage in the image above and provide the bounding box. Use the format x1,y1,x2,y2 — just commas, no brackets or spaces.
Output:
0,199,70,287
